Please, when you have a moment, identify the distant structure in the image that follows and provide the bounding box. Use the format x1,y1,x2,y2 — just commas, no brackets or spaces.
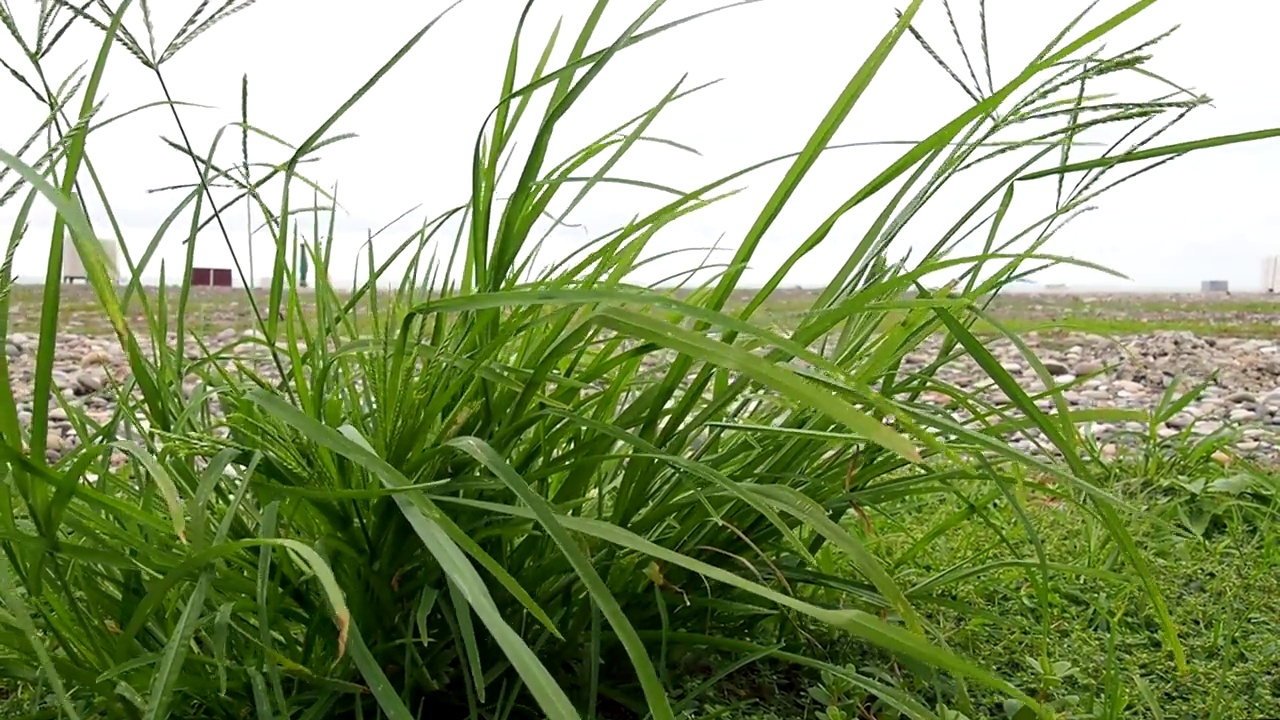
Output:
1263,256,1280,293
190,267,233,288
62,236,119,284
1200,279,1229,293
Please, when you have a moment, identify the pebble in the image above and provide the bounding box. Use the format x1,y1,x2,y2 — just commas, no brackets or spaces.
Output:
80,349,111,368
1042,360,1070,376
1229,408,1258,423
1073,360,1105,376
75,367,106,394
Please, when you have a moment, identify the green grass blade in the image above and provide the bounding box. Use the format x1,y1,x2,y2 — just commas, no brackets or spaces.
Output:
0,560,82,720
142,574,210,720
245,390,581,719
593,307,920,462
435,495,1043,715
29,0,133,463
1019,128,1280,179
446,436,675,720
717,0,926,312
345,622,415,720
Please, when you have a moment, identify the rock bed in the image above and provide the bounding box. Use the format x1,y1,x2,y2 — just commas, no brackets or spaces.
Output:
918,330,1280,458
8,328,1280,464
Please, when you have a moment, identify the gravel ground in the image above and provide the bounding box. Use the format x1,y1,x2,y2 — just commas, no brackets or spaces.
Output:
6,328,250,464
921,329,1280,458
11,321,1280,466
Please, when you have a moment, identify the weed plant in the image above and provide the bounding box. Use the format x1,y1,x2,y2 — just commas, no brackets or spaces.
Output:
0,1,1277,719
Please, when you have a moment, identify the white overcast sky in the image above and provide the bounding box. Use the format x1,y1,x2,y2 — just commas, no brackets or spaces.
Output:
0,0,1275,291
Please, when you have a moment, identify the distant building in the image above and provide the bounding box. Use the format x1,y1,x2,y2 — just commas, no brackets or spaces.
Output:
1200,279,1229,293
190,267,234,288
1263,256,1280,293
62,236,119,284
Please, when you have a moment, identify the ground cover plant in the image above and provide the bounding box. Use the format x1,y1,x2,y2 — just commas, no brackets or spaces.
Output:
974,293,1280,340
0,1,1278,719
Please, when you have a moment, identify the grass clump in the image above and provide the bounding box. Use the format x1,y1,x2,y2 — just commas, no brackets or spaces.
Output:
0,1,1278,719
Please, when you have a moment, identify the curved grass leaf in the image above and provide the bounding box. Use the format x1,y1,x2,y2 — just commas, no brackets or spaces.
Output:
246,389,581,720
434,494,1043,715
446,435,675,720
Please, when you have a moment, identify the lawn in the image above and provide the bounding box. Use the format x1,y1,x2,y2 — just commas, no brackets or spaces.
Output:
676,502,1280,720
